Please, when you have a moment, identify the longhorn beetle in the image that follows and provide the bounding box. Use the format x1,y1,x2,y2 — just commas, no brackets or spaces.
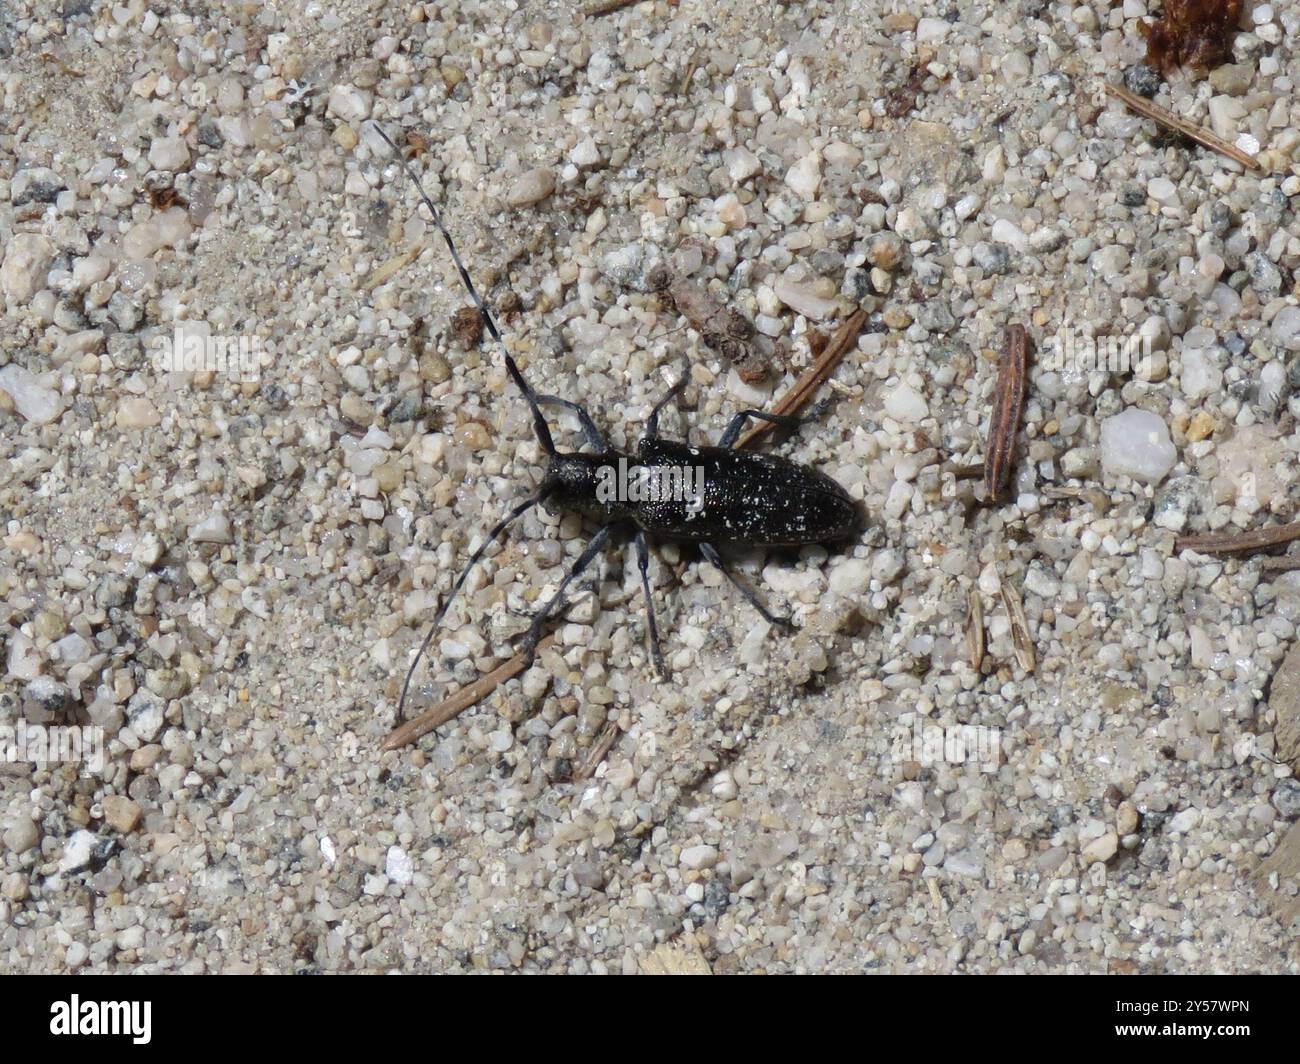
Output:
370,124,859,721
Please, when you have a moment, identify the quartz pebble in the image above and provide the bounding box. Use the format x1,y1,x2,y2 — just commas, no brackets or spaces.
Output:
506,169,556,208
0,365,63,424
1100,409,1176,484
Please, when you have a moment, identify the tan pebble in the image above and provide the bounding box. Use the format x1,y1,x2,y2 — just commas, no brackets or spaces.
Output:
1186,411,1216,442
115,397,161,429
103,795,142,833
456,422,492,450
130,744,164,772
1082,832,1118,865
374,461,403,493
332,122,358,151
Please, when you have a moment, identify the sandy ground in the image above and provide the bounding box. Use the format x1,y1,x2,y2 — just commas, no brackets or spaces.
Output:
1,0,1299,972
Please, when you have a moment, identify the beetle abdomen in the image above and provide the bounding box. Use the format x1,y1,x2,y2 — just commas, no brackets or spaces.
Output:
633,439,856,546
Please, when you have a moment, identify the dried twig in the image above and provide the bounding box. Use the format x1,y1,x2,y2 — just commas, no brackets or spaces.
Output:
737,307,868,449
381,635,555,751
583,0,641,16
1104,82,1262,171
574,720,622,781
1259,555,1300,573
999,573,1036,674
983,324,1030,503
1176,521,1300,557
362,245,422,291
964,588,985,671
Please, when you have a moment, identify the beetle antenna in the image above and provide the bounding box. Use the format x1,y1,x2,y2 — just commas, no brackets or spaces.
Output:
370,122,555,456
398,490,550,720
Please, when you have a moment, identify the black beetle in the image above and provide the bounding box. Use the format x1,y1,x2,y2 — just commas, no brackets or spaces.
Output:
370,125,858,719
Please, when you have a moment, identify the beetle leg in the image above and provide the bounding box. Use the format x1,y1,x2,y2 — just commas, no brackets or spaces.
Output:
518,524,617,664
716,400,831,449
537,395,608,451
699,542,793,627
642,363,690,441
634,531,668,679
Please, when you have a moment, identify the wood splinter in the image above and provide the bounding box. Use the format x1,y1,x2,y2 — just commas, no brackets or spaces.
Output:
983,323,1030,503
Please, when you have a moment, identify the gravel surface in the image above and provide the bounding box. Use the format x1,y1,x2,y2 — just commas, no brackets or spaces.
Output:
2,0,1299,973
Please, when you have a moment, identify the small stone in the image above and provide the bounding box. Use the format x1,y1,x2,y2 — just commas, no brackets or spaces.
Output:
1124,63,1161,97
1,233,55,302
1185,411,1216,442
867,232,904,271
1247,253,1284,300
915,17,950,43
1147,177,1177,204
723,146,761,183
190,511,233,544
1082,832,1118,864
26,676,68,712
991,218,1028,251
1272,780,1300,818
828,558,871,596
506,168,556,208
130,745,164,772
1100,408,1176,485
1180,345,1222,401
148,136,190,170
327,83,371,123
680,844,718,870
115,396,161,429
784,149,822,201
569,137,600,168
385,845,414,885
871,548,904,584
2,816,40,854
11,167,65,206
102,795,142,833
126,689,166,743
59,829,98,873
1116,801,1140,836
1270,306,1300,351
972,242,1010,274
0,364,63,425
1061,447,1099,478
146,667,191,699
1209,62,1253,95
943,850,983,878
884,382,928,422
772,276,836,319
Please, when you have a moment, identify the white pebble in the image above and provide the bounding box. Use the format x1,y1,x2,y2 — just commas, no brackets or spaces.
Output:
772,276,836,319
385,845,414,885
784,149,821,201
884,383,928,422
680,844,718,870
0,364,62,424
148,136,190,171
1,233,55,302
1100,408,1176,485
190,511,234,544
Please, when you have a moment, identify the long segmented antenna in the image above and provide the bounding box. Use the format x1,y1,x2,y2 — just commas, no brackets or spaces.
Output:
369,121,555,456
397,490,549,720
